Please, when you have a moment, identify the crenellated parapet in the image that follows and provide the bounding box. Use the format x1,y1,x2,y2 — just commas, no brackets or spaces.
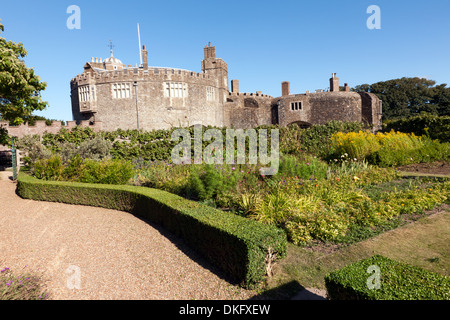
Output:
0,120,103,138
71,67,214,88
228,91,273,99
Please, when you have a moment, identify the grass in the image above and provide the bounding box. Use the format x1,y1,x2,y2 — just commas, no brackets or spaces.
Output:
262,205,450,298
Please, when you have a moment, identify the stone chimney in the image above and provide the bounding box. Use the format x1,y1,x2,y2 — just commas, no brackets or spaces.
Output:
344,83,350,92
204,42,216,60
330,73,339,92
142,45,148,69
231,80,239,93
282,81,290,96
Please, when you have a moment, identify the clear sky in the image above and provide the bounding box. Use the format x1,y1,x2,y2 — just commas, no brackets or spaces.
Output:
1,0,449,122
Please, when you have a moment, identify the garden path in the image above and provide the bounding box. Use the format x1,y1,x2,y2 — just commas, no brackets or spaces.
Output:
0,171,258,300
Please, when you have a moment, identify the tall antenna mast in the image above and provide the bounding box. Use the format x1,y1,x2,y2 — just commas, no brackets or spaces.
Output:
137,23,143,66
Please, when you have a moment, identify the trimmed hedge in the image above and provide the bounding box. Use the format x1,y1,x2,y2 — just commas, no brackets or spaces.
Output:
16,173,287,289
325,255,450,300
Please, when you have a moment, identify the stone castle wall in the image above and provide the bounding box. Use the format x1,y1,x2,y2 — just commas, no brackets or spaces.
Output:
276,91,380,129
222,92,274,128
71,66,227,131
0,120,103,138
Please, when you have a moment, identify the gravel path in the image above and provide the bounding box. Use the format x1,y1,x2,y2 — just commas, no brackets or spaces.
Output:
0,171,256,300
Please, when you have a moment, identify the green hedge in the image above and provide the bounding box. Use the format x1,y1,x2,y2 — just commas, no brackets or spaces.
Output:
16,173,287,289
383,114,450,143
324,255,450,300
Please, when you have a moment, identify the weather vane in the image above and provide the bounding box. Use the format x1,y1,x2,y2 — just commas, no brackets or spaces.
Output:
108,40,115,56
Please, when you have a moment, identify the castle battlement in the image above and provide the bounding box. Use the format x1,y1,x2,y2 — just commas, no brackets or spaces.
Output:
0,120,103,138
228,92,273,99
71,67,214,87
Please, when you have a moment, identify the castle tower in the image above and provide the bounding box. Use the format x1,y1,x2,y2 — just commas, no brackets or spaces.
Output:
201,43,228,99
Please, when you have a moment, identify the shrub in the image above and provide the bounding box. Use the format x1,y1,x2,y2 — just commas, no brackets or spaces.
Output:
325,255,450,300
78,158,134,185
31,154,64,180
30,154,135,185
277,154,328,180
330,130,450,166
15,135,51,166
78,136,112,160
280,121,366,157
16,173,287,288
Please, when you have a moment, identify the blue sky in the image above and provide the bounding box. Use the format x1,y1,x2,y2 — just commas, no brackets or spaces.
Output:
1,0,449,122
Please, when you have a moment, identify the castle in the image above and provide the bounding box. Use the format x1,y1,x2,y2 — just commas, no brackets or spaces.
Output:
69,43,382,132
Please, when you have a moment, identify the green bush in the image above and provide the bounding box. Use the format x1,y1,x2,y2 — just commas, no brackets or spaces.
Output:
15,134,52,166
78,136,112,161
31,154,64,180
277,154,328,180
16,173,287,289
30,154,135,185
17,121,366,164
280,121,366,157
325,255,450,300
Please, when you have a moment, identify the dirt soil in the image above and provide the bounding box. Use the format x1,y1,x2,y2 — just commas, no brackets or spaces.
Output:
396,161,450,176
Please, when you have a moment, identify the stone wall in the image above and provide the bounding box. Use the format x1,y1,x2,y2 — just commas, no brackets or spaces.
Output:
308,92,363,125
275,91,381,129
0,120,103,138
223,92,274,128
359,92,382,131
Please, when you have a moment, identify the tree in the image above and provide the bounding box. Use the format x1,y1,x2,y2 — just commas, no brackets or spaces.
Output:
354,77,450,120
0,20,48,125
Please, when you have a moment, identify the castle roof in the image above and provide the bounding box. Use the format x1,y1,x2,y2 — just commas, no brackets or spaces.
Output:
103,55,123,65
103,48,123,65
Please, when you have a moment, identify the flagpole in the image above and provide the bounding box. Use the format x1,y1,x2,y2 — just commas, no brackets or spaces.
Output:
137,23,143,67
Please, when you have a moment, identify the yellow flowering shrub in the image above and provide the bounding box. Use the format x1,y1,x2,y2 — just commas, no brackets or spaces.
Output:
330,130,448,166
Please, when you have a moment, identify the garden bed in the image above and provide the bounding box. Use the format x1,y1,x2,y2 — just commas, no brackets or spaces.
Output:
12,122,450,250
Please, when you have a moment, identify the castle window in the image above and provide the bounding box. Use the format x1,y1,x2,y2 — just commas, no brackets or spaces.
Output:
79,85,96,102
291,101,303,111
165,82,187,98
206,86,215,101
112,83,131,99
